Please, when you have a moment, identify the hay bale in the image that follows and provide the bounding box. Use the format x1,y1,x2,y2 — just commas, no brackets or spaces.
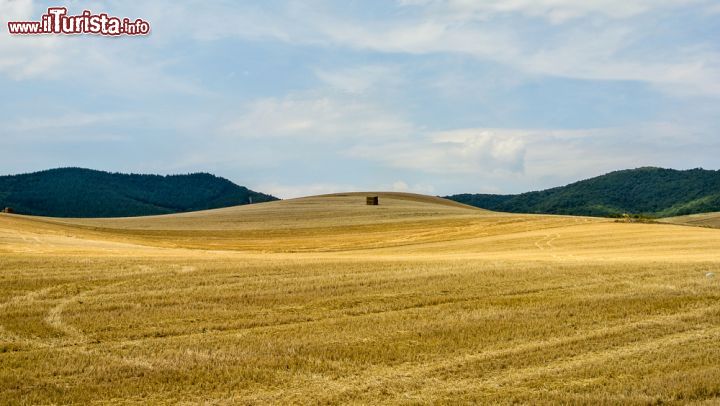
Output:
366,196,379,206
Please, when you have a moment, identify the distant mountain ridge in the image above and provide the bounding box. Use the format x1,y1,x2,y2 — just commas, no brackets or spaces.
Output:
445,167,720,218
0,168,278,218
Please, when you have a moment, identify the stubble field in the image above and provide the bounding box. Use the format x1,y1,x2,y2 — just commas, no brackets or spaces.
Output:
1,193,719,404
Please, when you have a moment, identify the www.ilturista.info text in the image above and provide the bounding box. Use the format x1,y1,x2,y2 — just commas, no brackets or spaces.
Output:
7,8,150,36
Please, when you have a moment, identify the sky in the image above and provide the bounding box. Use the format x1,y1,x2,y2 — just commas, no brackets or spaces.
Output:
1,0,719,198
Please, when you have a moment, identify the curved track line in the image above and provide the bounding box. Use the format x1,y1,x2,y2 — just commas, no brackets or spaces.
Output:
44,281,129,344
311,302,720,401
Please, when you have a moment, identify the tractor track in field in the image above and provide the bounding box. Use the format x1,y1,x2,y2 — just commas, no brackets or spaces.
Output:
270,301,720,403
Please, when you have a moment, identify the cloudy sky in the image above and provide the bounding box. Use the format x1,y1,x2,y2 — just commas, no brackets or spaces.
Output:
2,0,719,198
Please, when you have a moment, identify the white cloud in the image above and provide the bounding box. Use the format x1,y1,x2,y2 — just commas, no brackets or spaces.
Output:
349,129,528,174
398,0,710,22
0,0,65,79
462,123,720,191
153,0,718,97
316,19,520,62
6,1,716,97
390,180,436,194
346,122,720,182
315,65,400,94
312,11,720,97
517,28,720,96
222,95,415,139
9,112,139,132
339,121,720,195
392,180,410,191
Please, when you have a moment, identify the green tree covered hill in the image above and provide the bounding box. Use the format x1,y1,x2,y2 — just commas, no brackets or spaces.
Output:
0,168,278,218
446,167,720,218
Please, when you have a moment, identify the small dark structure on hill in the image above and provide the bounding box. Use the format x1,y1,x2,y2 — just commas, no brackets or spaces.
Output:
2,207,14,214
366,196,379,206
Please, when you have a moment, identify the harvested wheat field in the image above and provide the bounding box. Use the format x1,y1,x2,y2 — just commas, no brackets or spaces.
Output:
1,192,720,404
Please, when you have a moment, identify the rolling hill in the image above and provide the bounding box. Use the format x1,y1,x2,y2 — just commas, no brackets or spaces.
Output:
0,167,278,217
659,211,720,229
446,167,720,218
2,193,720,403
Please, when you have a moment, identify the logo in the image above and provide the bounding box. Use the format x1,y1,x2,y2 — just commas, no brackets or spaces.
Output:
8,7,150,36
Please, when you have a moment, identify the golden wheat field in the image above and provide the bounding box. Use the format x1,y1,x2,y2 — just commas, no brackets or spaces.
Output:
1,192,719,404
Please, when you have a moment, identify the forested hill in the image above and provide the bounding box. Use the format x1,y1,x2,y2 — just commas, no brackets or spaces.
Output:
446,167,720,218
0,168,278,218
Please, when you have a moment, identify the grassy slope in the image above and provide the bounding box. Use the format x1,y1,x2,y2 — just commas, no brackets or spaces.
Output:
659,211,720,229
1,193,720,404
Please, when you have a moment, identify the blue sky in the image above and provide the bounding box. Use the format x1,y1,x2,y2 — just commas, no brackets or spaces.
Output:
1,0,719,198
